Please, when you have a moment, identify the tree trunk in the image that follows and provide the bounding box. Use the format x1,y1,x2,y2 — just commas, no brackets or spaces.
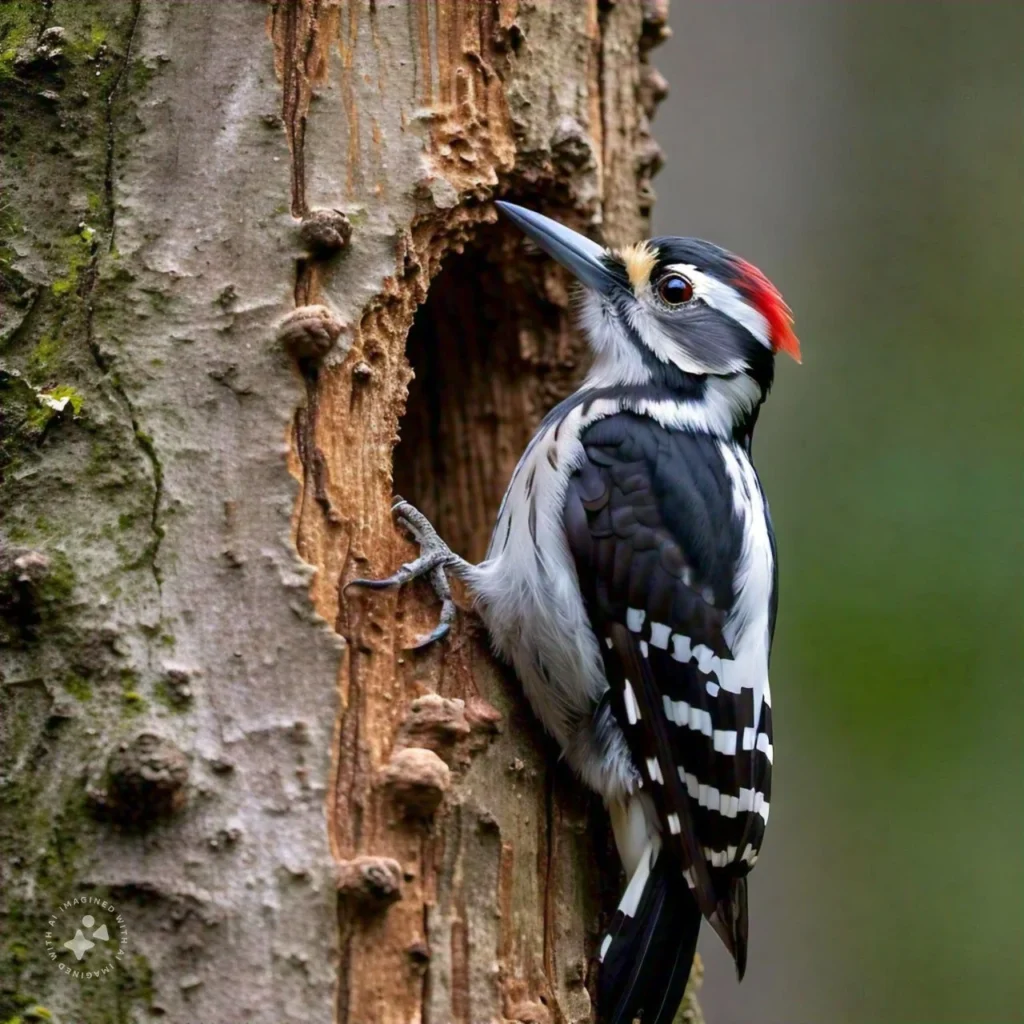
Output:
0,2,696,1023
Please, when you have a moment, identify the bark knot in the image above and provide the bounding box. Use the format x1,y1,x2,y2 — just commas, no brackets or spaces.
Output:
277,304,348,363
336,856,403,909
379,746,451,819
97,733,190,824
299,208,352,256
395,693,502,770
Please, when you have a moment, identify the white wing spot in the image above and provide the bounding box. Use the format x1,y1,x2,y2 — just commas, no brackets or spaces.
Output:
645,757,664,784
667,813,681,834
623,680,641,724
626,607,646,632
742,726,756,751
664,697,712,737
650,622,671,649
662,694,676,724
671,633,692,664
605,636,614,650
679,769,760,819
703,845,739,867
599,934,613,962
689,705,712,737
639,640,649,658
713,729,738,755
663,696,712,737
693,644,716,675
756,732,774,763
705,680,720,697
696,783,721,811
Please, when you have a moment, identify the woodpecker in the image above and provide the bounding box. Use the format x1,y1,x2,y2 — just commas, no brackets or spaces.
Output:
351,202,800,1024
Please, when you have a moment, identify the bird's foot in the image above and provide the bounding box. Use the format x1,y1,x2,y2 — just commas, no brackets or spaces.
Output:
347,498,468,650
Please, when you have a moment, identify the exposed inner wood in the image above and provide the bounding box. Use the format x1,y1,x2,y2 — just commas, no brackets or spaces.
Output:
395,223,586,563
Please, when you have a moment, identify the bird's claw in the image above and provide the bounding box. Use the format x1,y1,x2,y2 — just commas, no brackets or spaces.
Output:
345,500,460,651
408,619,451,650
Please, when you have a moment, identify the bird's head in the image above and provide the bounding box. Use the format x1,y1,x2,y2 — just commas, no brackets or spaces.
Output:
497,202,799,404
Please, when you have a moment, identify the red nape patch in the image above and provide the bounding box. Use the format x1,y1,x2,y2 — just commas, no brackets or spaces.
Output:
733,258,801,363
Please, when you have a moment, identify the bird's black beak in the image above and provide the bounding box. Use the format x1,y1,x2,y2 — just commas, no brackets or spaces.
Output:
496,201,618,297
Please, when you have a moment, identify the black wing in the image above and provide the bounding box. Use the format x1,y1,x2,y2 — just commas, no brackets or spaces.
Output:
565,413,774,970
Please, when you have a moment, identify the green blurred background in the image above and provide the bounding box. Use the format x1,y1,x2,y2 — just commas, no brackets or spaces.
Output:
652,3,1023,1022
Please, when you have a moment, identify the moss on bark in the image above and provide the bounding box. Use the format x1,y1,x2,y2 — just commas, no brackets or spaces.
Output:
0,3,164,1019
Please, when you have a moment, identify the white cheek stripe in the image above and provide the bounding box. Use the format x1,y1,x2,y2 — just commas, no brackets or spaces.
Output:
664,262,772,349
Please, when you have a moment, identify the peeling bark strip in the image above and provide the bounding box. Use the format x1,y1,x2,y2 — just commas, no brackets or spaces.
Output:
270,0,341,216
0,1,695,1023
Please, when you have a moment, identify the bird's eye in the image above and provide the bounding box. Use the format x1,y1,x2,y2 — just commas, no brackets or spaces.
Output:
657,274,694,305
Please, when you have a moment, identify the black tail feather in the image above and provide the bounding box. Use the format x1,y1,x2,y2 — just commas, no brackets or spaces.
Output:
709,875,749,980
598,855,701,1024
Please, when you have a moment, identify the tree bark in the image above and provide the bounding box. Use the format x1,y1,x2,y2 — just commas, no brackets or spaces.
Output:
0,2,697,1023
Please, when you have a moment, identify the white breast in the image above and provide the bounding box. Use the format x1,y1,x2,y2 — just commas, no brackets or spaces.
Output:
467,399,619,749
